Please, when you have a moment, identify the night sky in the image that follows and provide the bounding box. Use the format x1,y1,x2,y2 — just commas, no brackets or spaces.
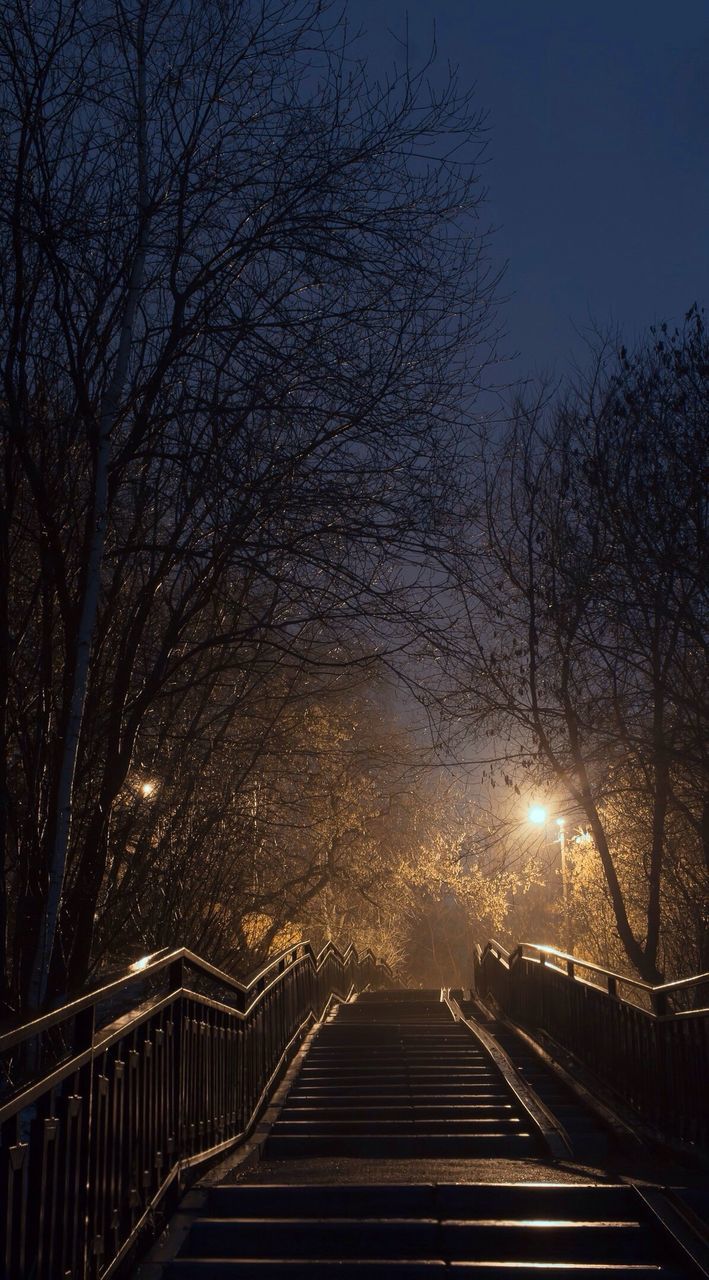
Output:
348,0,709,377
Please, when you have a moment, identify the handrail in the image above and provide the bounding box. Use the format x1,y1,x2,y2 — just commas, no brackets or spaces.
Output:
478,940,709,1014
443,990,573,1160
0,939,358,1052
474,939,709,1152
0,938,391,1279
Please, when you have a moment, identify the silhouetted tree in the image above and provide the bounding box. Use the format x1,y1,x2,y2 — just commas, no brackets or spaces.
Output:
0,0,495,1009
447,310,708,981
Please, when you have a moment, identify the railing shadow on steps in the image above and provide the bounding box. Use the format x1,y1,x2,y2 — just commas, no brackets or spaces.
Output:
0,939,391,1280
474,939,709,1154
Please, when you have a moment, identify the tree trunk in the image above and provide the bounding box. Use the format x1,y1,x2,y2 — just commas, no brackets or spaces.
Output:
0,443,11,1012
27,6,150,1009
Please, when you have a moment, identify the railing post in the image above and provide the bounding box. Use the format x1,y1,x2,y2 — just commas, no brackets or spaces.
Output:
169,958,186,1167
71,1003,95,1280
169,955,185,994
1,1113,28,1280
651,989,668,1017
472,945,480,994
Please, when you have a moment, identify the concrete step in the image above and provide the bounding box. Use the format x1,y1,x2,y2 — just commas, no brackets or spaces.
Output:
181,1218,440,1259
354,990,444,998
441,1222,662,1264
318,1029,472,1036
270,1117,525,1135
263,1132,538,1158
321,1014,465,1021
314,1036,473,1046
177,1213,677,1265
287,1088,511,1100
314,1032,476,1041
316,1028,473,1037
298,1062,496,1072
305,1053,489,1063
297,1069,498,1080
207,1184,440,1217
304,1063,490,1072
205,1183,639,1220
282,1105,516,1120
333,1011,452,1021
166,1263,685,1278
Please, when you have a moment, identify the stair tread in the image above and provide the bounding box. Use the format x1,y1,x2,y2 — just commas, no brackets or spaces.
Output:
167,1263,680,1275
167,1267,685,1279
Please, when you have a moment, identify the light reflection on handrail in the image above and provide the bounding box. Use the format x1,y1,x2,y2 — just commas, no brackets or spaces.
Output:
478,939,709,1008
0,939,391,1052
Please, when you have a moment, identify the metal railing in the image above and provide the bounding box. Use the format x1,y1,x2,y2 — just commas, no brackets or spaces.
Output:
0,940,391,1279
474,940,709,1152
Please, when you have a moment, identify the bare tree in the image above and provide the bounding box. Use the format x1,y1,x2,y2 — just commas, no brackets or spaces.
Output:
446,311,708,981
0,0,495,1009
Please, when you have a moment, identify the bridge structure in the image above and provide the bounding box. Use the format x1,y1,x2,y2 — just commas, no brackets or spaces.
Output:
1,940,708,1278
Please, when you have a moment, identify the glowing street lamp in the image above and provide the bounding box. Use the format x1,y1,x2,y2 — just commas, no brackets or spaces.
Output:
528,807,566,882
140,780,156,798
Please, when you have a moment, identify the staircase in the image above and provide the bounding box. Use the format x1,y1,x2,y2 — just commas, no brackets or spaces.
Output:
162,990,702,1278
265,989,542,1160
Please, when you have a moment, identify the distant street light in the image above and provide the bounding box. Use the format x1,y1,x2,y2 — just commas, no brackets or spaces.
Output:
141,780,156,798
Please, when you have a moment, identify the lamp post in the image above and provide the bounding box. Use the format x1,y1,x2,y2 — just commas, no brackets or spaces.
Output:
556,817,567,906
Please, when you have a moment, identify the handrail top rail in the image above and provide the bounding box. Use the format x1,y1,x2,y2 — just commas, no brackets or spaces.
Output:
480,939,709,996
0,939,389,1053
480,939,510,962
521,943,649,992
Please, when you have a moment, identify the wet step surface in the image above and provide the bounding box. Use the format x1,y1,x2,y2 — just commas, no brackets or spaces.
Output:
265,992,543,1161
167,1181,693,1277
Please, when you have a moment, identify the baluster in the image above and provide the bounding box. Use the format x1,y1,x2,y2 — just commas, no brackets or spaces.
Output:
651,988,668,1016
1,1112,29,1280
124,1039,142,1228
153,1021,167,1191
29,1089,60,1280
87,1054,110,1280
168,976,184,1166
107,1050,126,1263
57,1089,85,1278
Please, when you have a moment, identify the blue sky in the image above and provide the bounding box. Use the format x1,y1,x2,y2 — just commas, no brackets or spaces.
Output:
347,1,709,377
